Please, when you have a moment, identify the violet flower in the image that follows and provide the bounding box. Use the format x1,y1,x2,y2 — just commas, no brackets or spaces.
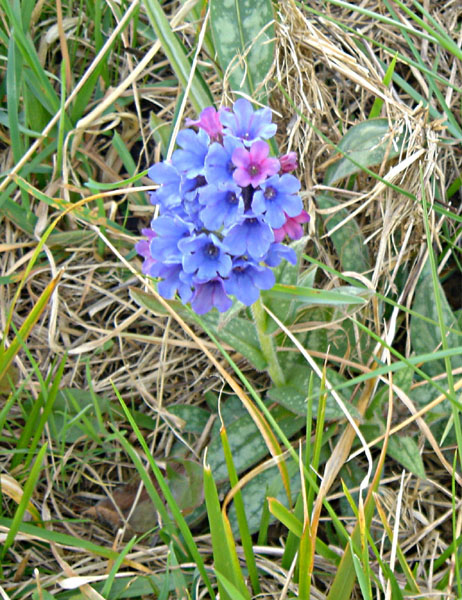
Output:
136,99,308,314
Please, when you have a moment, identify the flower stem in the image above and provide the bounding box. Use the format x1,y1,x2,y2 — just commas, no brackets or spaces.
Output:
252,297,285,387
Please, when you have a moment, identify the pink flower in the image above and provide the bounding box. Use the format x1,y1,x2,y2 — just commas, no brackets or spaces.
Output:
273,210,310,242
231,140,280,188
186,106,224,141
279,152,298,173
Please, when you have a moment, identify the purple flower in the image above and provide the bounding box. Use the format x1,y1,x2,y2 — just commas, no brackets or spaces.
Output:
150,216,192,262
148,262,194,302
172,128,209,178
263,243,297,267
232,141,280,188
199,183,244,230
205,136,243,187
273,210,310,242
191,279,232,314
180,233,232,280
220,98,277,145
148,162,181,210
135,228,157,275
224,260,275,305
223,214,274,260
186,106,224,141
252,174,302,228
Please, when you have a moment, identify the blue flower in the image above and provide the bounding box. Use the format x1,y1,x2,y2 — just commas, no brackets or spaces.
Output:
224,260,275,305
199,183,244,230
148,262,194,302
150,216,192,262
191,279,232,314
220,98,277,145
252,174,302,228
180,233,232,280
223,214,274,261
148,163,181,210
172,128,209,178
205,136,243,187
263,242,297,267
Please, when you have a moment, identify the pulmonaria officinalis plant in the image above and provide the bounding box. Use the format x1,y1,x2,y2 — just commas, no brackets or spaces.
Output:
136,99,309,315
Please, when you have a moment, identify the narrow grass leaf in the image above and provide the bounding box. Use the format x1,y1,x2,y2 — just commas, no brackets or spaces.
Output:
0,516,124,560
350,540,372,600
141,0,212,113
6,37,24,164
0,272,62,376
267,497,303,537
23,357,67,470
1,443,48,560
298,523,312,600
203,463,249,600
114,391,215,598
215,570,250,600
100,536,138,598
368,54,397,119
257,488,271,546
220,426,261,595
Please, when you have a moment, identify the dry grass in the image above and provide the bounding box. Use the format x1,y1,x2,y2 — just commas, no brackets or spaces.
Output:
1,0,462,597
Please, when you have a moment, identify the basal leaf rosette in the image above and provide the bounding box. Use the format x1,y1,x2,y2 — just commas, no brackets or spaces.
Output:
136,99,309,314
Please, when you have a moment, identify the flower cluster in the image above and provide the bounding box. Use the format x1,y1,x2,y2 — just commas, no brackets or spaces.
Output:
136,99,309,314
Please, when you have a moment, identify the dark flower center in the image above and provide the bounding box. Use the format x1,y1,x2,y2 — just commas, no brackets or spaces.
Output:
205,243,219,258
264,186,276,200
226,191,238,205
249,164,260,176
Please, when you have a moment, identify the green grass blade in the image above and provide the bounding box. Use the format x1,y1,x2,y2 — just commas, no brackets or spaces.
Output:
368,53,396,119
267,497,303,537
100,536,138,598
114,390,215,598
220,425,260,595
141,0,213,113
1,442,48,560
0,517,120,559
203,462,249,600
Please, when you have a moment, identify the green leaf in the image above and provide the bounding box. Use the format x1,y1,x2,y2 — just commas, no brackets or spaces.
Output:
203,464,249,600
207,404,305,482
267,497,303,537
323,118,405,187
387,435,426,479
167,404,211,434
316,193,370,274
266,283,369,306
165,459,204,515
266,365,360,420
209,0,275,97
410,260,462,377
